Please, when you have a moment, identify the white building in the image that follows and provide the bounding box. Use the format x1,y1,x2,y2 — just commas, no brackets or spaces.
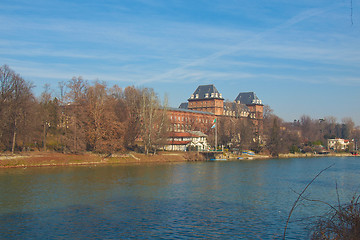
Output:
165,131,208,151
327,138,350,151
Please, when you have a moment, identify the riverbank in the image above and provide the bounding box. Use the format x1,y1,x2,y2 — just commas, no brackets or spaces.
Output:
278,152,354,158
225,151,355,161
0,151,199,168
0,151,356,168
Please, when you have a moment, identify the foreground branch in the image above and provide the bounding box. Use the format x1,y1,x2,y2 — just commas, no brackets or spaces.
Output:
283,164,334,239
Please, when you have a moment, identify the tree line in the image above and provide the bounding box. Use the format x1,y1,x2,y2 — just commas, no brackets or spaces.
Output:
262,108,360,157
0,65,168,154
203,103,360,157
1,64,359,156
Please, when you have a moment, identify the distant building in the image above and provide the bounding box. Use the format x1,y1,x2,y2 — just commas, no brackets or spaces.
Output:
187,85,224,115
171,84,264,134
327,138,350,151
235,92,263,121
165,131,208,151
167,108,215,133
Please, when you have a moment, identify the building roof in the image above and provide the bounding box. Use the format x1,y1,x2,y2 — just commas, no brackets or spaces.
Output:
188,84,223,101
235,92,262,105
168,107,215,115
179,102,188,109
223,101,250,112
168,131,207,138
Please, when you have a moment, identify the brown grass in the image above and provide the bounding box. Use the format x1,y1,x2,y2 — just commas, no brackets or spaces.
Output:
0,151,191,168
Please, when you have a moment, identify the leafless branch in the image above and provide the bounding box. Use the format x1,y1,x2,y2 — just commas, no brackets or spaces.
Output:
283,164,334,239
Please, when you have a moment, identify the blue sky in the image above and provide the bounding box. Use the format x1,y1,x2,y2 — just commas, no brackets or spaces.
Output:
1,0,360,125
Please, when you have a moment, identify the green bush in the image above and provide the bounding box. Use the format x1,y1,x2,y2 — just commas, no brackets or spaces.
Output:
289,145,300,154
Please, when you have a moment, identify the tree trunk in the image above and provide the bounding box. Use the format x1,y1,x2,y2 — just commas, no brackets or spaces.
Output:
12,129,16,154
74,116,77,153
43,122,47,151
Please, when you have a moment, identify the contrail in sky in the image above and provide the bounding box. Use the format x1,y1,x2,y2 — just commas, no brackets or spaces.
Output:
140,5,337,85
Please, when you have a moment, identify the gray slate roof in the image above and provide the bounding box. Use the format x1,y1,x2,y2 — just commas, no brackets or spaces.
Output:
188,84,223,100
235,92,262,105
223,101,250,112
179,102,188,109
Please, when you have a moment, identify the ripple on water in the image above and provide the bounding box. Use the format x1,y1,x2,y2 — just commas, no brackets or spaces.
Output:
0,157,359,239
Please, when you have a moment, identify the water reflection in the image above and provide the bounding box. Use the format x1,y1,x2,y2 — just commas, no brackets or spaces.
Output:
0,157,359,239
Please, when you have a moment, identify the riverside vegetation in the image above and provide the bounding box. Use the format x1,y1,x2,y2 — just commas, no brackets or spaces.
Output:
1,64,359,158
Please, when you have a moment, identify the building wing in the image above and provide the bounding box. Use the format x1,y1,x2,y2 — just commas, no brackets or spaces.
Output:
235,92,262,105
189,84,223,100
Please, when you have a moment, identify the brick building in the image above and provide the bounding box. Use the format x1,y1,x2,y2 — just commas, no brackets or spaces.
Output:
187,84,224,115
167,108,215,133
168,84,264,135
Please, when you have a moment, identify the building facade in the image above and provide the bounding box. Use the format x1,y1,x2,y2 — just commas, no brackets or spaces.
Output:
165,131,209,151
187,84,224,115
167,108,215,133
327,138,350,151
169,84,264,135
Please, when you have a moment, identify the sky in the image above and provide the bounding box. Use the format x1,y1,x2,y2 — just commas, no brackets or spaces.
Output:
1,0,360,125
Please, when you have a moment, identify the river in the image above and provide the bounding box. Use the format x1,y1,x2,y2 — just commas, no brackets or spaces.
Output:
0,156,359,239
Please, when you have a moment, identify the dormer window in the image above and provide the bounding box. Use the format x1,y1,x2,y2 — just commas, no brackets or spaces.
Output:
219,94,222,98
205,93,209,98
195,94,199,99
211,93,214,97
215,93,218,98
191,94,194,99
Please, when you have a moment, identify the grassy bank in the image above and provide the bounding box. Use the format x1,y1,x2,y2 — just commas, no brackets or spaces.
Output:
0,151,200,168
0,151,356,168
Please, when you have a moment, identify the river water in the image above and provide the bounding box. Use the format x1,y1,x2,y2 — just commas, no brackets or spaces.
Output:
0,156,359,239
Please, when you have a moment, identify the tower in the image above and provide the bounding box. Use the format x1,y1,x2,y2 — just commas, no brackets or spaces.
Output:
187,84,224,115
235,92,263,133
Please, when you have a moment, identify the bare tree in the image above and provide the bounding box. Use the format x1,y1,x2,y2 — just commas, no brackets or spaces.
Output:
267,116,281,157
85,82,125,153
123,86,142,149
39,84,52,151
342,117,355,139
0,65,35,153
62,76,88,153
139,88,168,154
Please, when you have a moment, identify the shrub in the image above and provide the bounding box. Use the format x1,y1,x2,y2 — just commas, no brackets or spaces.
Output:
289,145,300,154
311,195,360,240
